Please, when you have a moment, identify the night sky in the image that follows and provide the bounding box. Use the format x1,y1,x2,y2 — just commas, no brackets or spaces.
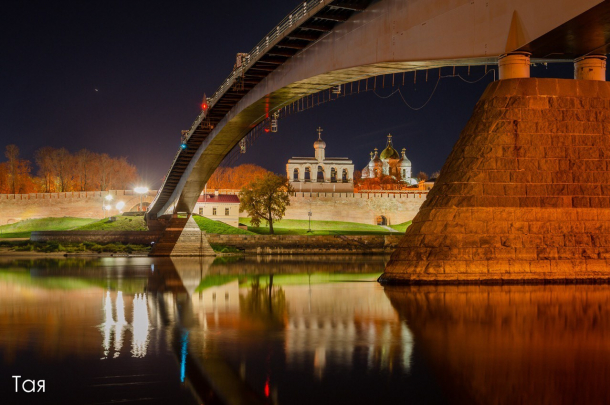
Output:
1,0,577,190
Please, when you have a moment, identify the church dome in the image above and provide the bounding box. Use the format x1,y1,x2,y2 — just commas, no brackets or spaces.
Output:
373,148,382,167
399,148,411,167
362,166,370,178
367,151,375,170
380,134,400,160
313,128,326,149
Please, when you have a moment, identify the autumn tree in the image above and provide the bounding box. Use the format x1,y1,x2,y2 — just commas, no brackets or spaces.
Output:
239,173,293,234
207,164,270,189
5,145,19,193
50,148,73,192
35,146,55,192
416,171,429,182
75,149,92,191
431,170,441,179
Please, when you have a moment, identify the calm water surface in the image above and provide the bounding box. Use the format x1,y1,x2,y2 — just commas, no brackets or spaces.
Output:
0,255,609,404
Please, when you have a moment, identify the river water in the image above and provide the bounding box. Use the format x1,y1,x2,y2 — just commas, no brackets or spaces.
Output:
0,255,608,404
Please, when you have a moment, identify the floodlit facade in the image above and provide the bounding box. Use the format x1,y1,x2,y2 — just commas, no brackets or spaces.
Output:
286,129,354,193
193,193,240,227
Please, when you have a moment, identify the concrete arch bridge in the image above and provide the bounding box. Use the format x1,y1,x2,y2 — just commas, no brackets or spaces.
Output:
146,0,610,267
147,0,610,276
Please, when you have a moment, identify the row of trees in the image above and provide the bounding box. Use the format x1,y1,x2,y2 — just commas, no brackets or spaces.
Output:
206,164,270,189
0,145,139,194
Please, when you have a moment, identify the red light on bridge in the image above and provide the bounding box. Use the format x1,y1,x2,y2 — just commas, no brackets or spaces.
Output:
201,102,209,111
264,128,270,133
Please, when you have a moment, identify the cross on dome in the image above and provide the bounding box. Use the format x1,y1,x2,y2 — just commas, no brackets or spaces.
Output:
317,126,323,138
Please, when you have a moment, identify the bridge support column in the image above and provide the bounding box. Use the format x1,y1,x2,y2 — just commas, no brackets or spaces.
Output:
498,52,531,80
574,55,607,81
380,78,610,284
149,215,216,257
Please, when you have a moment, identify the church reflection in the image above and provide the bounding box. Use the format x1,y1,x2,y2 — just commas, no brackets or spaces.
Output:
100,291,151,360
0,255,410,404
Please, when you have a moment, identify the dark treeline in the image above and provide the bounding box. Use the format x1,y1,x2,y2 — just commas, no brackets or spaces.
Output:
0,145,139,194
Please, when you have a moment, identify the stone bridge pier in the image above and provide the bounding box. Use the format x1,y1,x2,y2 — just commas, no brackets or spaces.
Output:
381,58,610,283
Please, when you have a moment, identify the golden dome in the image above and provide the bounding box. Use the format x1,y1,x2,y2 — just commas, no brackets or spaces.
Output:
380,134,399,160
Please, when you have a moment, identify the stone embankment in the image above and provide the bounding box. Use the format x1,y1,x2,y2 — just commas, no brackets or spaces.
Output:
31,231,162,244
207,234,402,254
31,230,402,254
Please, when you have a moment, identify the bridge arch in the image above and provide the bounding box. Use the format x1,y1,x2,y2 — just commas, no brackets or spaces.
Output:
147,0,610,220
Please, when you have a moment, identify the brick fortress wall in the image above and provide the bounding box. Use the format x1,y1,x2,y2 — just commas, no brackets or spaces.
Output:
0,190,156,225
285,192,427,225
0,190,427,226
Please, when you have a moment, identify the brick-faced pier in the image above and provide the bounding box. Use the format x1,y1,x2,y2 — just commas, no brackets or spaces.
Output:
381,78,610,284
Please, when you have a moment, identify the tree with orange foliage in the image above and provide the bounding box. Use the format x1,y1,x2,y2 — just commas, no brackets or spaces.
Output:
207,164,270,190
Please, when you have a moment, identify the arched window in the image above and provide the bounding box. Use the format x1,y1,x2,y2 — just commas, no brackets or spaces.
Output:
402,169,406,179
330,167,337,183
342,169,348,183
317,166,325,182
304,167,311,182
293,168,299,181
376,215,388,226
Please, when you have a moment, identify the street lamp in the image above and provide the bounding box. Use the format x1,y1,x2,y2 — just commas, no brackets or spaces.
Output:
134,187,149,211
103,194,113,218
116,201,125,213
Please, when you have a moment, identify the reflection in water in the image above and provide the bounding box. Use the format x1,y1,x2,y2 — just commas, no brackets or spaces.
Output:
131,293,150,358
385,285,610,405
163,256,416,404
13,256,610,404
100,291,150,359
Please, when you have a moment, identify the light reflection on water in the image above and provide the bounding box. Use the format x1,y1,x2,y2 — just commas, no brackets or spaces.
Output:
0,256,609,404
99,291,150,359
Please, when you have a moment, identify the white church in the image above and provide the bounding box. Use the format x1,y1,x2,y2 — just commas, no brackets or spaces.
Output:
286,128,355,192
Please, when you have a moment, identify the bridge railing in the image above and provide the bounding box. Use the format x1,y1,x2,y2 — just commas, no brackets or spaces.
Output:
151,0,326,216
207,0,325,108
182,1,326,144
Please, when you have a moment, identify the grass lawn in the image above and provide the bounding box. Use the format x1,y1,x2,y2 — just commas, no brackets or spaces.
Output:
75,215,147,231
389,221,412,233
0,217,97,238
239,217,396,235
193,215,255,235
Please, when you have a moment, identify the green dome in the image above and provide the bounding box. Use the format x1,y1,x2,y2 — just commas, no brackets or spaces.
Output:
380,145,399,160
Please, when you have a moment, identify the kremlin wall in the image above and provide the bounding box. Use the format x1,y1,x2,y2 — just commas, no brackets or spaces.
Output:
0,190,426,227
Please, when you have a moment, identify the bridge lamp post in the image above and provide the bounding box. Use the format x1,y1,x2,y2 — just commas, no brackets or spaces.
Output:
134,187,149,211
116,201,125,214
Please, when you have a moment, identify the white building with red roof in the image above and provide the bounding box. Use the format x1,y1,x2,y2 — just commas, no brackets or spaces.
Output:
194,192,240,227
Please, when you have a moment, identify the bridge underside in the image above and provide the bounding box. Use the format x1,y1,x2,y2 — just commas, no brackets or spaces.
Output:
148,0,610,220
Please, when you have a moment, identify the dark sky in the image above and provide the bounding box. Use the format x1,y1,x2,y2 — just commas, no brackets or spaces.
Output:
1,1,576,189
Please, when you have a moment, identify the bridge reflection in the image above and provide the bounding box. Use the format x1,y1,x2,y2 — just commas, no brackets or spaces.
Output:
0,255,412,404
148,255,411,403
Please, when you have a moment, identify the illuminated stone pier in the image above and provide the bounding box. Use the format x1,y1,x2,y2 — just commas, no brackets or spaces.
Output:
149,216,215,257
381,78,610,284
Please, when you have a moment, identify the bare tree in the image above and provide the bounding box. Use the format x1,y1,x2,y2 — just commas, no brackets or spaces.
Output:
416,171,429,182
5,145,19,193
35,146,55,192
75,149,93,191
50,148,73,192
